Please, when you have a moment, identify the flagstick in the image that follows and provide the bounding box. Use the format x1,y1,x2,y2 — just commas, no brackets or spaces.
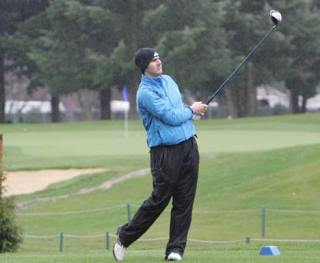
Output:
121,85,130,139
124,109,128,139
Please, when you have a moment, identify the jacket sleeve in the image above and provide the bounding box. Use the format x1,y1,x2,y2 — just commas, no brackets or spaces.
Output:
139,89,193,126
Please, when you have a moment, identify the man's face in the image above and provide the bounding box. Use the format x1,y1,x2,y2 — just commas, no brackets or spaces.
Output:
145,55,162,77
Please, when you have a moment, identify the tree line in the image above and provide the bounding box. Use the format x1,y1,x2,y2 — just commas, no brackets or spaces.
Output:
0,0,319,122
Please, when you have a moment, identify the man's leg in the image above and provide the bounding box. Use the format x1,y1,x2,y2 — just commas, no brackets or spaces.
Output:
118,182,173,247
165,138,199,257
118,146,179,248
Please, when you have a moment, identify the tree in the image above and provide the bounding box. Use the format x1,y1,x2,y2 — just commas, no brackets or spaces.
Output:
16,1,232,119
219,0,283,117
11,0,320,120
272,0,320,113
142,0,230,106
22,0,140,120
97,0,164,118
0,198,22,253
145,0,284,118
21,0,111,121
0,135,3,197
0,0,48,123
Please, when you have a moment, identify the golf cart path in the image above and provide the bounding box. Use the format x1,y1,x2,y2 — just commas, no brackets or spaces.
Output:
78,168,149,194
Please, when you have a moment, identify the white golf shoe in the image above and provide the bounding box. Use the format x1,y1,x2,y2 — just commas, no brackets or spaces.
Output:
167,252,183,261
113,240,126,261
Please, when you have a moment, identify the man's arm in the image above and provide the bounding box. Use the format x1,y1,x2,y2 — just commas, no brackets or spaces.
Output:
139,90,208,126
139,89,193,126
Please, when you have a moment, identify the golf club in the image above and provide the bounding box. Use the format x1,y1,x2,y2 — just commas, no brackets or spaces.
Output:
193,10,282,119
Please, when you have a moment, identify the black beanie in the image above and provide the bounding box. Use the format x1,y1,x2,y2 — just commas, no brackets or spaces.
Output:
134,48,158,73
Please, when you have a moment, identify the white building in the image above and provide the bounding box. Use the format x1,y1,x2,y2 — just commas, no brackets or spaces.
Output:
5,100,66,123
306,94,320,111
257,85,290,108
5,100,65,115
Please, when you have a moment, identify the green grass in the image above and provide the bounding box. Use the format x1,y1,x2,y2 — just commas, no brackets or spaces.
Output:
2,114,320,170
2,244,320,263
0,113,320,262
2,245,320,263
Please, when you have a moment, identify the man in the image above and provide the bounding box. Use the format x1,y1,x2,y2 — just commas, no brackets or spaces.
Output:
113,48,208,261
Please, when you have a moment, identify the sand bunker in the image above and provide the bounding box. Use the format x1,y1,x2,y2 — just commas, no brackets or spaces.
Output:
3,168,106,196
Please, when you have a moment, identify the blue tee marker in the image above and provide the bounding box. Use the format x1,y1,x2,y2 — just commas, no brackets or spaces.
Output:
259,246,281,256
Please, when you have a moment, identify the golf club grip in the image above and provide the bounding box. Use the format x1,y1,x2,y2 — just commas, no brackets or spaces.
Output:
205,92,219,105
204,25,277,106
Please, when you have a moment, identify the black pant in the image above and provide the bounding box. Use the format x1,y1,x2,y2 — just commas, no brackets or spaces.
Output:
118,137,199,257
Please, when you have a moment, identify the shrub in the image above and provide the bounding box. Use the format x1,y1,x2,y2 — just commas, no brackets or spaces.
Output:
0,134,23,253
272,103,290,115
0,197,23,253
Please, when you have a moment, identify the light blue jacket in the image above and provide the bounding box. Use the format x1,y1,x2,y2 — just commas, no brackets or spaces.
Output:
136,74,196,148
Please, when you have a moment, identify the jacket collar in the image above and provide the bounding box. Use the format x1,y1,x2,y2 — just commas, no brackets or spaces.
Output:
141,74,163,86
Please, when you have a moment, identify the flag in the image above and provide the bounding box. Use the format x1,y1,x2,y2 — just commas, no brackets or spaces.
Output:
122,85,129,101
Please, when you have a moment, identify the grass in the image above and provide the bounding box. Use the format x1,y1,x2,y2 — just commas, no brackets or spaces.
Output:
2,245,320,263
2,114,320,170
0,113,320,262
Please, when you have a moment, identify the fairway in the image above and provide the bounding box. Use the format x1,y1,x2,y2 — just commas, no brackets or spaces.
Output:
8,129,319,155
2,114,320,170
0,114,320,262
200,130,320,152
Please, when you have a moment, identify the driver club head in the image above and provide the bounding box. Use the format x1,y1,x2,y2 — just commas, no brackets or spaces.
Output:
270,10,282,25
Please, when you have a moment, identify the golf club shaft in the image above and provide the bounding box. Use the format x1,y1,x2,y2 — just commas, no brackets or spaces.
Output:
205,25,277,105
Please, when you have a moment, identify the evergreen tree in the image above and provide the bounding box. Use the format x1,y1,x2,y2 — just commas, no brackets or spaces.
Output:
221,0,283,117
22,0,160,119
0,0,48,123
271,0,320,113
22,0,113,121
0,198,22,253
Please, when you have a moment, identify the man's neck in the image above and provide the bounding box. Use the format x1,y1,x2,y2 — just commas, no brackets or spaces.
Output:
144,72,162,78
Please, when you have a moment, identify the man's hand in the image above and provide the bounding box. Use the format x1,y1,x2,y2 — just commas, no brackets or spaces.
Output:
190,102,208,116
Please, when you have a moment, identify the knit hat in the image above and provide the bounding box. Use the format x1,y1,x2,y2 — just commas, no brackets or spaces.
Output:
134,48,159,73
